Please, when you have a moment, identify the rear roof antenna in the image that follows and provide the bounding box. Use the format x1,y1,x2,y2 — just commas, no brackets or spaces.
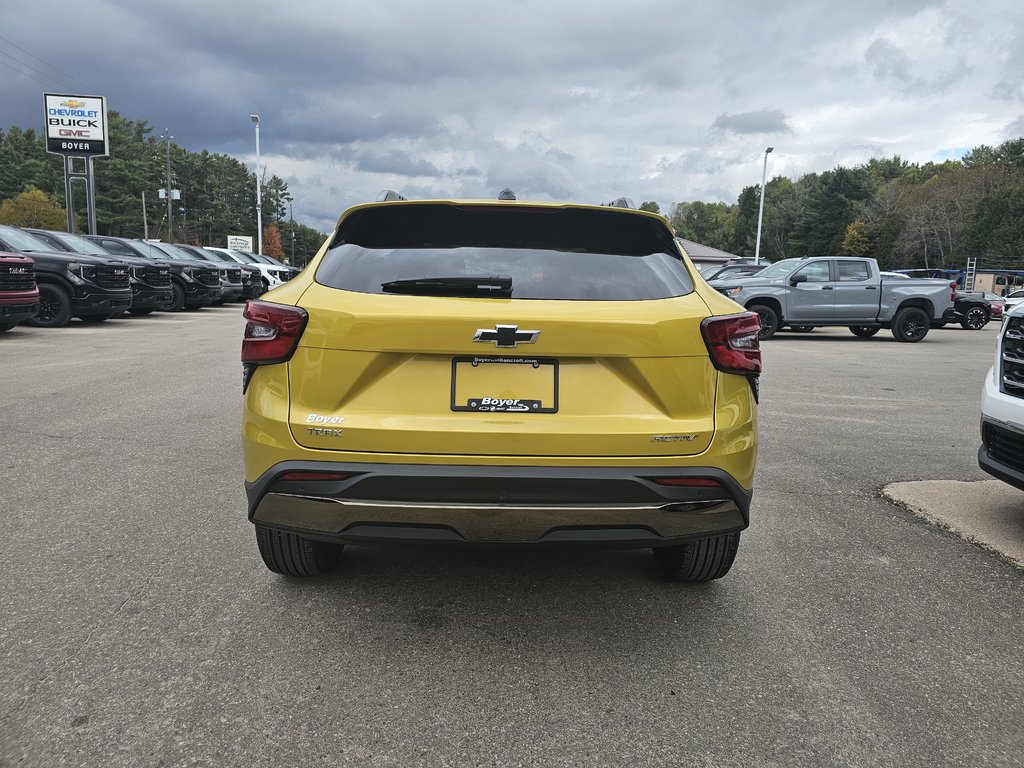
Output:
376,190,407,202
498,188,517,201
604,197,635,209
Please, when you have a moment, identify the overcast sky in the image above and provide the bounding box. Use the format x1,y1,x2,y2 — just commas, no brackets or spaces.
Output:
2,0,1023,233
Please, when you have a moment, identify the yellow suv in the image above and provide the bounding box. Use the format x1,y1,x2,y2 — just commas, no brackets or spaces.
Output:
242,198,760,580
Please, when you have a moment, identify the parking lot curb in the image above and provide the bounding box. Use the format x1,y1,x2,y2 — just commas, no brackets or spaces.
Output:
881,480,1024,571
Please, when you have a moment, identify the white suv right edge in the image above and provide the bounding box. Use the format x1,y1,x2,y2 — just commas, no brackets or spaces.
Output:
979,302,1024,491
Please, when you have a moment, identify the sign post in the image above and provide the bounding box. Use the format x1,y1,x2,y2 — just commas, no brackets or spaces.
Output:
43,94,109,235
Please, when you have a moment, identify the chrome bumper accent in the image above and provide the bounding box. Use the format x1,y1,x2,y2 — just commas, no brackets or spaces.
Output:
252,492,746,543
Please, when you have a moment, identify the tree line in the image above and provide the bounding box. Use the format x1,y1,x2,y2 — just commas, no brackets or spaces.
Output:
650,138,1024,270
0,112,328,264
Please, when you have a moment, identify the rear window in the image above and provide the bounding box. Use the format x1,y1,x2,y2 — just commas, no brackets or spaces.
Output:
316,204,693,301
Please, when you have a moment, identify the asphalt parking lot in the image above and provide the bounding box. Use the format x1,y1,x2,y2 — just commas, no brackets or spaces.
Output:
2,310,1023,767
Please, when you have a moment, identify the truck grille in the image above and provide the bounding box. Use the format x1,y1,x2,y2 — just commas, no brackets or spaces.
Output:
93,265,130,289
145,266,171,287
982,421,1024,473
0,264,36,290
198,269,221,287
1000,316,1024,399
226,268,241,282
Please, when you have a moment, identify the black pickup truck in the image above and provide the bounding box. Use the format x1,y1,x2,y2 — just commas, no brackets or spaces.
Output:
87,237,223,311
25,228,173,315
0,225,132,326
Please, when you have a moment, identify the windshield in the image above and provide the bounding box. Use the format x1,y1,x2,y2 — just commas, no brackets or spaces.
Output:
154,243,202,261
751,259,803,279
50,231,110,256
0,225,61,253
228,250,257,263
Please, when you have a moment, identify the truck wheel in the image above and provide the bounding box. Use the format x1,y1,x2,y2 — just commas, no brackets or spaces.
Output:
850,325,880,338
789,325,814,332
749,304,779,340
0,322,15,332
26,284,72,328
255,524,341,576
167,283,186,311
129,308,155,316
891,307,930,342
652,533,740,581
960,306,989,330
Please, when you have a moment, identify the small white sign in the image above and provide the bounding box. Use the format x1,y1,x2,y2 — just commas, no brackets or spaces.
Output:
227,235,253,251
44,93,108,156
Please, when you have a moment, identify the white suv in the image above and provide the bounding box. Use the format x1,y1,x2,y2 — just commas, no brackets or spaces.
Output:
205,247,288,292
979,302,1024,491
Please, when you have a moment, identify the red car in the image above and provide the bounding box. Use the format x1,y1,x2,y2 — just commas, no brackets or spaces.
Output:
984,292,1005,320
0,249,40,332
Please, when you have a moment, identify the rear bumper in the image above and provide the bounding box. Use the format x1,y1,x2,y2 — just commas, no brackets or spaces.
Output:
246,462,751,547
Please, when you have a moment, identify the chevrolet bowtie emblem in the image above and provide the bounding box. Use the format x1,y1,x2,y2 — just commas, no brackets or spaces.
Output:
473,324,541,348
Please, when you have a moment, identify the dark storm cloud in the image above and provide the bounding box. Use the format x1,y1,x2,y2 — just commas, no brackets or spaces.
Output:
711,110,792,135
352,149,441,177
2,0,1023,229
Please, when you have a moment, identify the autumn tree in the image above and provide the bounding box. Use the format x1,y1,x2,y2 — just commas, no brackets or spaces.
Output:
263,223,283,258
0,187,67,229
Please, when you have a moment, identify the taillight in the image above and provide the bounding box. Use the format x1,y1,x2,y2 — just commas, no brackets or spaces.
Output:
241,301,308,364
700,313,762,375
950,281,957,302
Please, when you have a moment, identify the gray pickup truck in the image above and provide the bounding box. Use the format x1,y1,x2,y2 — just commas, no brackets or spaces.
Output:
708,256,955,342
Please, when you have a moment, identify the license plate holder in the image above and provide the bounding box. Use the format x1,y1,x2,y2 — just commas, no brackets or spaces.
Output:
451,356,559,413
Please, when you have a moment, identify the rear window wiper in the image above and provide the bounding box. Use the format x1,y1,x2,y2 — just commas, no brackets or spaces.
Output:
381,275,513,297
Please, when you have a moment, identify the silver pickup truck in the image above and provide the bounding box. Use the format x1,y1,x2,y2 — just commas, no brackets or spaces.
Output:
708,256,955,342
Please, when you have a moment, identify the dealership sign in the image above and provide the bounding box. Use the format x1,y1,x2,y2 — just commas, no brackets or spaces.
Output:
227,235,254,251
44,93,108,156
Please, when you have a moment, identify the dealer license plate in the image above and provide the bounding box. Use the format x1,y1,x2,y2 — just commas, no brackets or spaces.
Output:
451,356,559,413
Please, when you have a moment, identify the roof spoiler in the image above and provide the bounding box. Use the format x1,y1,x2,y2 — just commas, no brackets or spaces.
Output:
376,190,407,202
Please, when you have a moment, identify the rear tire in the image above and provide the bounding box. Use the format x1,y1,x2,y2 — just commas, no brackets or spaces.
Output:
0,322,15,332
26,284,72,328
850,325,880,338
255,525,341,576
891,306,930,342
960,306,989,330
749,304,779,340
652,533,741,581
789,325,814,332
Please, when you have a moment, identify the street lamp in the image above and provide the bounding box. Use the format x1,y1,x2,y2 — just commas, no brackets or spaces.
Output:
250,114,263,255
754,146,774,265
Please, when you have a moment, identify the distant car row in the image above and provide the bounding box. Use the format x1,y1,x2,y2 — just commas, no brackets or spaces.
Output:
0,225,298,331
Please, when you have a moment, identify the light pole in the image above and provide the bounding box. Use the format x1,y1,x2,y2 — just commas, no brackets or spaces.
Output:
250,114,263,255
288,197,295,265
753,146,774,265
162,129,174,241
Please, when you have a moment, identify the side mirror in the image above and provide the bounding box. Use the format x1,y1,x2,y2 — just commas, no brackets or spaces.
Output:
790,274,808,286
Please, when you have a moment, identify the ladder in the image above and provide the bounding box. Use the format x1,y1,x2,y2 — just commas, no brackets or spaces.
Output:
964,257,977,291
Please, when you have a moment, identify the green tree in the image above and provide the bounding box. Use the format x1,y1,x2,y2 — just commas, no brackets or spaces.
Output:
638,200,660,214
0,187,67,228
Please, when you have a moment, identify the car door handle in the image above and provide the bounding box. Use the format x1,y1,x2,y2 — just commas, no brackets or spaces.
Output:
821,286,833,290
865,286,878,290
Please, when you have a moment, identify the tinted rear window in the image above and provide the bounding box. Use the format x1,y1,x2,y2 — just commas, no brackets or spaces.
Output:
316,204,693,301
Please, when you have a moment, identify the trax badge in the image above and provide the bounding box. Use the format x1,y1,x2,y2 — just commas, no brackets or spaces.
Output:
650,434,698,442
306,414,344,437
